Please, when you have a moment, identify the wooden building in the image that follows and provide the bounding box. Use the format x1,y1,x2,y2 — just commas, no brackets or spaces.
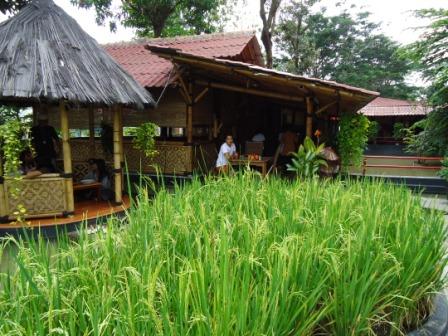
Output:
100,34,379,175
359,97,430,140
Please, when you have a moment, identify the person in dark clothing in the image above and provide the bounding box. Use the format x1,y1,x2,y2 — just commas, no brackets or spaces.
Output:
31,113,60,172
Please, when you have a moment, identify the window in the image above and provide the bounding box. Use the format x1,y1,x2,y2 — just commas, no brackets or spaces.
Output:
69,129,89,138
170,127,185,138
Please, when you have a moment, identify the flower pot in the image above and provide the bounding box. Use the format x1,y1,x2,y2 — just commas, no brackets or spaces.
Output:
407,293,448,335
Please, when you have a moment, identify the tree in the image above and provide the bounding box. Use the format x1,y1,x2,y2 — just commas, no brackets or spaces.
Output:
259,0,282,68
274,0,319,73
275,5,418,99
403,9,448,156
73,0,236,38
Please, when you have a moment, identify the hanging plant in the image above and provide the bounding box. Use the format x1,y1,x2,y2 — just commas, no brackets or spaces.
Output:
337,113,370,169
132,122,159,158
0,119,33,222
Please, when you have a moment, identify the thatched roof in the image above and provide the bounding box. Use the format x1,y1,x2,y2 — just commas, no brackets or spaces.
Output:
0,0,155,108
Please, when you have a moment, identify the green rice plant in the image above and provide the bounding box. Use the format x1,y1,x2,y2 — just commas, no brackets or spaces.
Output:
0,172,446,335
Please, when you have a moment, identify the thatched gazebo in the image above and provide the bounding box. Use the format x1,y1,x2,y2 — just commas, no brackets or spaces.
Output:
0,0,155,221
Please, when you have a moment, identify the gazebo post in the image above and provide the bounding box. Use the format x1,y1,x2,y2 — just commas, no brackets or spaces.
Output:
113,105,123,205
306,97,314,137
187,82,194,144
60,101,75,214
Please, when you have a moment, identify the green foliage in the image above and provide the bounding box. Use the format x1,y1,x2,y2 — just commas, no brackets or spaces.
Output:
337,113,370,169
403,9,448,156
439,157,448,181
0,173,446,334
286,136,327,178
275,5,418,99
0,119,32,221
393,122,405,140
367,120,380,141
73,0,237,37
0,119,31,175
132,122,159,158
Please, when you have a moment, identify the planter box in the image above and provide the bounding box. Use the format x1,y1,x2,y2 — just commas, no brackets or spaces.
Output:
408,293,448,335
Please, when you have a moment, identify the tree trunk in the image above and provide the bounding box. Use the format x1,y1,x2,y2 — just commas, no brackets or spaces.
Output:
261,28,273,68
259,0,282,69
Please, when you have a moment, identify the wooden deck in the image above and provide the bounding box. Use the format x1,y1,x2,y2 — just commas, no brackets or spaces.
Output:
0,196,130,236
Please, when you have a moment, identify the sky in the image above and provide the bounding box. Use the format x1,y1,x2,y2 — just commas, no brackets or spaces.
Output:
1,0,447,45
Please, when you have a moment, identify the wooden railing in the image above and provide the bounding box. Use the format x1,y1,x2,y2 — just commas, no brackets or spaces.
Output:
360,155,443,176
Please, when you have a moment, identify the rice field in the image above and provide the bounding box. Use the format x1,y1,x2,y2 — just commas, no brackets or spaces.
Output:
0,173,446,335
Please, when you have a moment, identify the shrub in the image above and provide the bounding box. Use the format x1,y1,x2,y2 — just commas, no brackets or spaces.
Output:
0,173,446,335
393,122,405,140
367,120,380,141
439,157,448,181
337,113,370,169
286,136,327,178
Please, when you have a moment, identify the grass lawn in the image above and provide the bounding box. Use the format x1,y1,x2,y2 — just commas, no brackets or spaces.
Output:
0,173,446,335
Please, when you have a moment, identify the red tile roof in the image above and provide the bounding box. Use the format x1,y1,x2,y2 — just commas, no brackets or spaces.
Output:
359,97,430,117
104,31,263,88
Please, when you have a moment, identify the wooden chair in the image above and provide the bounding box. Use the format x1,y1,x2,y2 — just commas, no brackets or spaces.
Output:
245,141,264,155
267,144,283,176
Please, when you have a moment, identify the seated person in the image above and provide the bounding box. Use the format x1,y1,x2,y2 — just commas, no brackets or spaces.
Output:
83,159,114,201
216,135,237,173
278,127,299,169
19,149,43,179
252,132,266,142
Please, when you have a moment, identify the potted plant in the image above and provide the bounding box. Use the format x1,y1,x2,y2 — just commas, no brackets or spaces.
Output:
287,136,327,178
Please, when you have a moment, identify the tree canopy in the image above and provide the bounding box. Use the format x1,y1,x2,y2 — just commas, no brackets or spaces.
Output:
275,2,418,99
403,9,448,156
72,0,236,38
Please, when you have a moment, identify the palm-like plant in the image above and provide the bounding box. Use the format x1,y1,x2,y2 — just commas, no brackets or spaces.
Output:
287,136,328,178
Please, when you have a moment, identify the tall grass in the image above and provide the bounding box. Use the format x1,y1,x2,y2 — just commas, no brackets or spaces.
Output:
0,173,446,335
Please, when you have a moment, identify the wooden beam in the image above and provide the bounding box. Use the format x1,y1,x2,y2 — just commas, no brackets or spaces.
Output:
60,101,74,213
194,87,209,104
306,97,314,138
187,82,194,144
175,66,192,105
195,80,304,103
113,106,123,204
315,101,337,115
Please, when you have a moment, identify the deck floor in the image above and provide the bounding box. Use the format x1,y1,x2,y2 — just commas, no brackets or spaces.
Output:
1,196,130,229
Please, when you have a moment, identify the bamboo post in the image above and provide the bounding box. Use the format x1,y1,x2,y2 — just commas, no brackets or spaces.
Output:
113,106,123,204
60,101,74,214
88,107,95,158
306,97,314,138
187,82,194,144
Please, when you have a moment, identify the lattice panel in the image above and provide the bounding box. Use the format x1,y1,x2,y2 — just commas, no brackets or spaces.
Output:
124,143,193,174
193,143,217,173
5,177,67,216
73,162,90,182
70,140,106,161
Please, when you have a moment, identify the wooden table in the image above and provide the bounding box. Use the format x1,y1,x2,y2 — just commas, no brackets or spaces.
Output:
229,157,272,177
73,182,102,200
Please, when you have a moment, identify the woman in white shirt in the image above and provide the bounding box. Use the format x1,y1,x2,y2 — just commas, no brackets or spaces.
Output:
216,135,237,173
